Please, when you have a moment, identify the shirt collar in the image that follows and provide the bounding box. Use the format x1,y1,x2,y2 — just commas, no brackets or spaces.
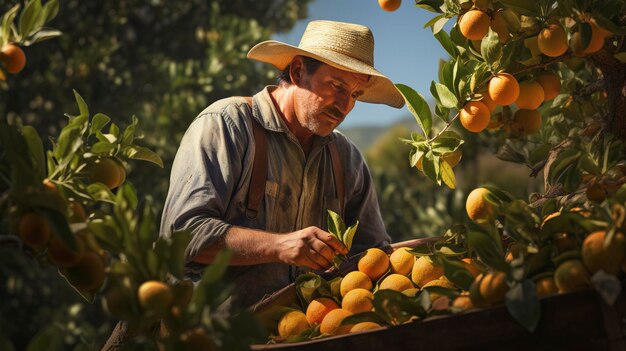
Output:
251,86,335,145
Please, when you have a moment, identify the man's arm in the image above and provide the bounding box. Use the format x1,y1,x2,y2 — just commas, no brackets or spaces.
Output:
192,226,348,271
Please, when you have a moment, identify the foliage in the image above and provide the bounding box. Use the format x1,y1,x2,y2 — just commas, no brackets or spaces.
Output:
0,1,310,349
0,0,313,212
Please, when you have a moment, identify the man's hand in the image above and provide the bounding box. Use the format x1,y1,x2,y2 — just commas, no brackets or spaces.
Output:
276,226,349,270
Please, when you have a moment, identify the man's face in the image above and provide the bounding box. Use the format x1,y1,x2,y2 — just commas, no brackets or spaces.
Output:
293,59,369,136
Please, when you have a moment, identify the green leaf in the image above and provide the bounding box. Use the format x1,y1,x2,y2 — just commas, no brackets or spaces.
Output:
481,29,503,66
342,311,388,326
422,152,440,184
440,159,456,189
201,249,232,285
22,28,62,45
86,183,116,203
396,84,432,137
2,4,21,45
326,209,346,241
343,221,359,251
437,256,474,290
53,126,83,164
166,231,191,279
18,0,42,39
73,90,89,118
295,273,323,305
36,206,76,251
434,29,460,59
90,141,115,155
90,113,111,134
432,16,449,35
415,0,445,12
467,229,508,272
423,14,445,30
25,325,63,351
615,53,626,63
21,126,45,180
505,280,541,332
548,149,582,185
41,0,59,23
372,289,426,324
497,0,540,16
122,145,164,168
434,83,459,109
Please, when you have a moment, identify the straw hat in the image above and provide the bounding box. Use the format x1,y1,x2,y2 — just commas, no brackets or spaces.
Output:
247,20,405,108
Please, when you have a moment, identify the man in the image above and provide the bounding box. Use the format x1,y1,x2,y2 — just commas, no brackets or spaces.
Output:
159,20,405,308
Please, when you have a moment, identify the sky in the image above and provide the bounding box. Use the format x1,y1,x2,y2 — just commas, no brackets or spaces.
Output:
273,0,450,128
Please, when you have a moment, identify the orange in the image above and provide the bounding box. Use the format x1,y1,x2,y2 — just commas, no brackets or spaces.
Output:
1,43,26,74
138,280,174,319
451,293,475,311
465,187,493,223
341,288,374,314
42,178,58,193
422,276,455,301
104,286,135,320
68,202,88,222
460,101,490,133
411,256,443,288
340,270,373,297
538,24,568,57
179,327,215,351
554,259,590,293
462,258,481,277
586,183,606,203
515,81,544,110
85,157,126,189
350,322,381,332
379,273,414,291
524,36,541,57
479,91,497,112
583,21,606,54
48,234,85,268
476,272,508,305
458,10,490,40
18,212,52,251
488,73,520,106
534,275,558,298
357,248,390,282
490,10,510,43
582,231,626,275
535,72,561,101
378,0,401,12
278,310,310,337
443,149,462,167
389,247,415,275
306,297,339,325
65,251,106,291
320,308,353,335
511,109,542,135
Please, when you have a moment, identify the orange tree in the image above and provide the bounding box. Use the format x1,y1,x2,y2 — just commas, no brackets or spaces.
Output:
0,1,264,350
385,0,626,331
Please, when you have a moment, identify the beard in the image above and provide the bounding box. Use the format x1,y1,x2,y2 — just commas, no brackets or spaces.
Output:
299,104,345,137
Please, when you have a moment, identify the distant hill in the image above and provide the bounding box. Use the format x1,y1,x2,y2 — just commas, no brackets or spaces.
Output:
339,117,416,152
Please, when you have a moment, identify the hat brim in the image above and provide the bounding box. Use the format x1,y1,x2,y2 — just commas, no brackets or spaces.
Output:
247,40,405,109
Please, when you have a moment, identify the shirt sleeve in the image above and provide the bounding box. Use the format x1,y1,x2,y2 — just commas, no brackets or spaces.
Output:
159,106,248,262
338,135,392,254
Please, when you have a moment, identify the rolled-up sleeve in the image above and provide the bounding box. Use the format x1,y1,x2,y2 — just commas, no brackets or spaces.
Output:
160,109,247,262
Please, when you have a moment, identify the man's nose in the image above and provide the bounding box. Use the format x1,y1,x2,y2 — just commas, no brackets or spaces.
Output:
335,94,354,116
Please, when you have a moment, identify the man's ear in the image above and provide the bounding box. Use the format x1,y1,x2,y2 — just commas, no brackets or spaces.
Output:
289,56,304,85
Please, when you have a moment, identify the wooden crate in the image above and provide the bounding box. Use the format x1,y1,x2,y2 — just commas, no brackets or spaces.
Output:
250,237,626,351
251,288,626,351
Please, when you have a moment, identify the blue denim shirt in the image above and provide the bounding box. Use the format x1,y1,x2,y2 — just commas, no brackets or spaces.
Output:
159,86,390,307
